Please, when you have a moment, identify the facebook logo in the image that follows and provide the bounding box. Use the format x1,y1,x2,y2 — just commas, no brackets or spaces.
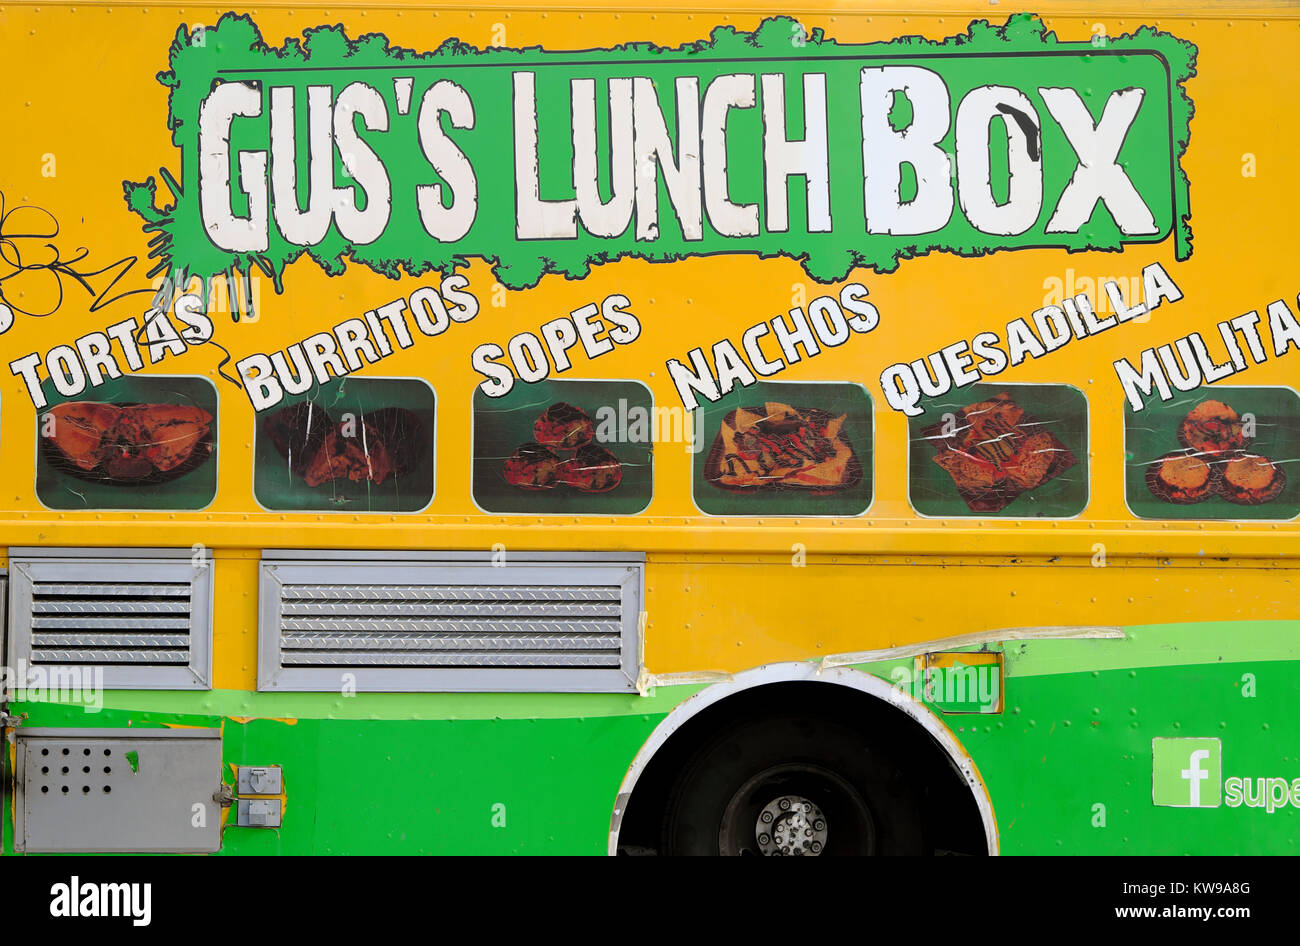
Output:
1152,738,1222,808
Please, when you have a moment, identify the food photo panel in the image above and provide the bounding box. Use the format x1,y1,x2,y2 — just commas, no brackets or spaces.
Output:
1125,386,1300,520
908,383,1088,518
254,376,435,512
472,379,653,515
36,374,218,510
691,381,873,517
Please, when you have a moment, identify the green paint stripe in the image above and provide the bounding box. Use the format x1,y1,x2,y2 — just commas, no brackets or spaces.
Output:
12,684,706,722
1006,621,1300,679
15,622,1293,722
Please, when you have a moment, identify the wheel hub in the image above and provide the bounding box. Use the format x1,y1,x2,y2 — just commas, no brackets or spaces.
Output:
755,794,827,856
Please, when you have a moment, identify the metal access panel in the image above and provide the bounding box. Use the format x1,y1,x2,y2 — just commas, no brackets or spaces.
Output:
14,728,224,853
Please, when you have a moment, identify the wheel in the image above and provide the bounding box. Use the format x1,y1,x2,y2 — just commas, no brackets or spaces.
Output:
660,714,926,855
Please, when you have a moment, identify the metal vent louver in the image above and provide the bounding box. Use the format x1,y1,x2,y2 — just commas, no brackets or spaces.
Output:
30,580,192,665
260,556,643,692
8,553,213,690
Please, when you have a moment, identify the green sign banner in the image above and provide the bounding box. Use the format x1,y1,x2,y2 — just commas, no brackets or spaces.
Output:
126,13,1196,293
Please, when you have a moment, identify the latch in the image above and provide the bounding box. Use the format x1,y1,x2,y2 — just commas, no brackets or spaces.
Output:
236,765,282,795
1,711,27,729
236,798,282,828
233,766,282,828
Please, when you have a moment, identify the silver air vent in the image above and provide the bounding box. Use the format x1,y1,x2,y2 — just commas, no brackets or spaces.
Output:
259,553,643,692
7,550,213,690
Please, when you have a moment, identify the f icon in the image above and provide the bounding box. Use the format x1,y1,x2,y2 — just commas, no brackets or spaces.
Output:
1153,737,1221,808
1182,749,1212,807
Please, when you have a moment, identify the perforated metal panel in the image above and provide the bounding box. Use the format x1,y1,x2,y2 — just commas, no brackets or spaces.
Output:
259,553,643,692
8,550,213,689
13,728,223,853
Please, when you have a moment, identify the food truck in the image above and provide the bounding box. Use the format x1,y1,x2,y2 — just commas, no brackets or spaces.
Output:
1,0,1297,854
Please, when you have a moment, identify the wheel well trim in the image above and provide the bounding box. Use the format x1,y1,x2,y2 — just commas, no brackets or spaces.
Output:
608,661,1000,855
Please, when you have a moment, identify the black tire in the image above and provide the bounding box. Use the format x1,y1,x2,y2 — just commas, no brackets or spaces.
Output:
660,714,926,856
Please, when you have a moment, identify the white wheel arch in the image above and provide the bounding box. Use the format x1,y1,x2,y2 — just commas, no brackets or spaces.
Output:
608,661,1000,855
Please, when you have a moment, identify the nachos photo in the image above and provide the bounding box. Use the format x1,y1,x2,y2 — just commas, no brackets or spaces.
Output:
704,402,862,492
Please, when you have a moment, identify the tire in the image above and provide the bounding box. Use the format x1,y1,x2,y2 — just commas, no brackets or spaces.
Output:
660,714,926,856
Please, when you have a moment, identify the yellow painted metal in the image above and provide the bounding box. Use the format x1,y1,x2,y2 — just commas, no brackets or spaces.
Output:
642,555,1300,673
3,2,1299,686
211,552,261,691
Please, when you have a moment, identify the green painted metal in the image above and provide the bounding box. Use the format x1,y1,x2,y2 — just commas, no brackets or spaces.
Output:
10,684,702,722
6,701,670,854
960,659,1298,854
1005,620,1300,678
5,621,1297,854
